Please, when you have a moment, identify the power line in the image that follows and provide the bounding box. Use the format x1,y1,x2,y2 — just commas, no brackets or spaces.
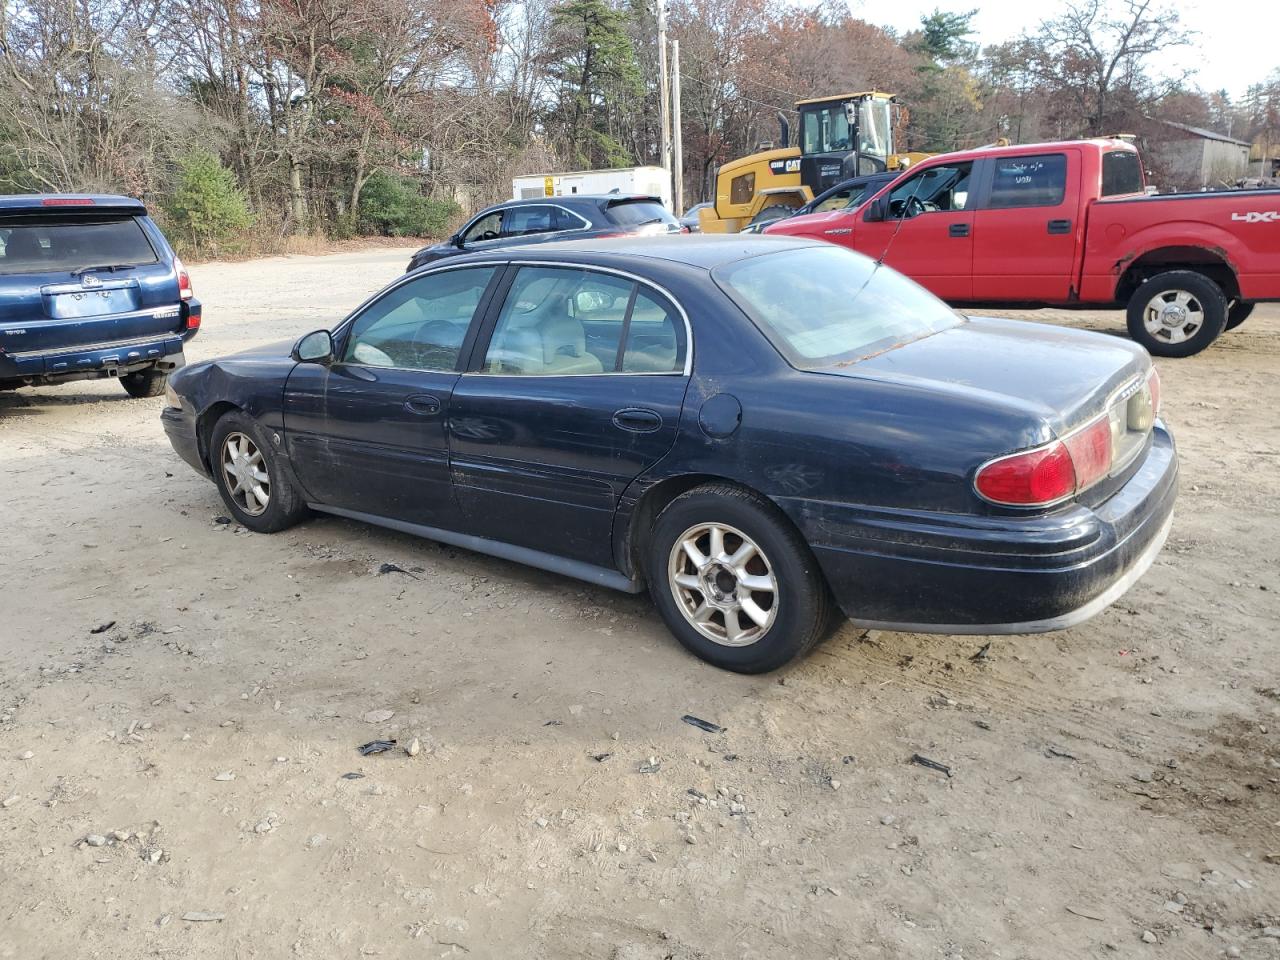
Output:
679,72,798,114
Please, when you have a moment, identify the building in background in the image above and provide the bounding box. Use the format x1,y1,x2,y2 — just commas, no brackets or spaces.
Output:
1145,120,1251,191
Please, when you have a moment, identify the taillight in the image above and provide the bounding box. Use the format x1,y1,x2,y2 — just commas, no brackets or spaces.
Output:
185,305,201,331
174,256,193,300
975,442,1076,506
1146,366,1160,419
976,414,1115,507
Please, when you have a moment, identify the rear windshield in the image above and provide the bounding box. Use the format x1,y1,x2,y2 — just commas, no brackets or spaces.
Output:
714,245,963,368
1101,150,1144,197
605,199,677,227
0,217,159,276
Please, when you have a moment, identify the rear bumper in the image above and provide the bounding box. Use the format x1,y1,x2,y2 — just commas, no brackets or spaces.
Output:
798,423,1178,634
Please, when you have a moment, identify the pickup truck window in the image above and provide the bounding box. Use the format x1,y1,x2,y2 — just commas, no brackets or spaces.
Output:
1102,150,1144,196
988,154,1067,208
885,162,973,219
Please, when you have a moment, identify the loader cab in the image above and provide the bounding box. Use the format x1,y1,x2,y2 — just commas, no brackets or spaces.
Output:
796,93,895,194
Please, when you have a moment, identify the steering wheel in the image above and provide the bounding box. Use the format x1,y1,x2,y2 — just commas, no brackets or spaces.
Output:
903,195,927,218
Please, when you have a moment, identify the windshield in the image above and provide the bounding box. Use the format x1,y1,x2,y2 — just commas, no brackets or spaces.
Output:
714,245,963,367
0,217,158,276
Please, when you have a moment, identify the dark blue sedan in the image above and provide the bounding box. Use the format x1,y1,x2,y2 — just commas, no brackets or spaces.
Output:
161,236,1176,673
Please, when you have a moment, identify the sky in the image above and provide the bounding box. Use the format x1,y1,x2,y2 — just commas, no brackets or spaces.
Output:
840,0,1276,99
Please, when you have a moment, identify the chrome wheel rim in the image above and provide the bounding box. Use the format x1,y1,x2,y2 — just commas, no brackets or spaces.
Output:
1143,289,1204,344
220,432,270,517
668,522,778,647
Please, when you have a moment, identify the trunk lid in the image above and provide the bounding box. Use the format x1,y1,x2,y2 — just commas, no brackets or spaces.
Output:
836,316,1150,436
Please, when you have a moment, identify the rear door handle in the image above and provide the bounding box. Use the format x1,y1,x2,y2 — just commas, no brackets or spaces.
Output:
404,394,441,416
1048,219,1072,234
948,222,970,238
612,407,663,433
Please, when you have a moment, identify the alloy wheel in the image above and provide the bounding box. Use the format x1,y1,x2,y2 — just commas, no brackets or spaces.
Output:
668,522,778,647
1143,289,1204,344
220,432,271,517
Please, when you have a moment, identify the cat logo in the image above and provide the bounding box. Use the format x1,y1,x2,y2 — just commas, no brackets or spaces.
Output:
1231,211,1280,223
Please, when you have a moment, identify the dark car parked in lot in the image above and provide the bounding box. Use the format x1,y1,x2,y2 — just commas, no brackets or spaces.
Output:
406,194,682,271
0,195,200,397
163,236,1175,673
741,172,898,233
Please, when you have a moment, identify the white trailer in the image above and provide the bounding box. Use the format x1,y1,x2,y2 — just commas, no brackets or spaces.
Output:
512,166,672,210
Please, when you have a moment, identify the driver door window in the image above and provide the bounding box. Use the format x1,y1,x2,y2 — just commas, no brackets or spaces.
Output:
886,162,973,219
462,211,503,245
343,266,497,371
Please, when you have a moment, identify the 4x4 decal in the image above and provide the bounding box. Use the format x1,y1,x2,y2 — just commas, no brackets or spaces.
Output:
1231,211,1280,223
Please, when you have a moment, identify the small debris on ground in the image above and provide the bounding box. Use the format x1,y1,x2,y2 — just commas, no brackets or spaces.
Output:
357,739,397,756
639,757,661,773
681,714,724,734
910,754,952,778
340,772,365,780
1045,745,1078,761
405,737,421,757
90,621,116,634
376,562,420,579
182,912,226,922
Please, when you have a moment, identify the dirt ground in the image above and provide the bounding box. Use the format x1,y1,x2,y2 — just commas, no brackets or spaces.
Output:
1,246,1277,960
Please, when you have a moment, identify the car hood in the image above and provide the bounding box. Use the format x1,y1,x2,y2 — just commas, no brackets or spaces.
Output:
818,316,1150,436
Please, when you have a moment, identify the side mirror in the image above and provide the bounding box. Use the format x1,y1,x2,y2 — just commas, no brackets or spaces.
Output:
863,195,887,222
292,329,334,364
451,233,465,249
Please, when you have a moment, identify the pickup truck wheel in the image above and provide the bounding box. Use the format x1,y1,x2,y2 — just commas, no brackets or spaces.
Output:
120,367,168,399
209,411,309,533
1126,271,1227,358
647,483,837,674
1225,301,1254,331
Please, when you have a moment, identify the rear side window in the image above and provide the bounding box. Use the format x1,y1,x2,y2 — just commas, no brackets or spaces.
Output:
0,217,158,276
730,173,755,205
988,154,1067,208
605,200,676,227
1102,150,1144,196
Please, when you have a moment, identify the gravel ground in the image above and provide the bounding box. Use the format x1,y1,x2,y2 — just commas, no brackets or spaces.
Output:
1,246,1277,960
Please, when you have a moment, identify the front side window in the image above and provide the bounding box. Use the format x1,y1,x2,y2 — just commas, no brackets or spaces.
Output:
801,105,852,154
462,211,502,244
714,245,962,368
0,217,158,275
343,266,496,370
483,266,684,375
988,154,1067,208
884,162,973,218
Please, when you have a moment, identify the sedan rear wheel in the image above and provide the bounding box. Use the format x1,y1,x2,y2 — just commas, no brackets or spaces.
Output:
209,411,309,533
648,483,836,673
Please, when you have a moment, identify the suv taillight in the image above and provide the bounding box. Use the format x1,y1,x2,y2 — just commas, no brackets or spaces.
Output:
174,256,193,301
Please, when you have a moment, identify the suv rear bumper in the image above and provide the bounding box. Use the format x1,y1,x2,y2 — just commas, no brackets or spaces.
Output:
799,423,1178,633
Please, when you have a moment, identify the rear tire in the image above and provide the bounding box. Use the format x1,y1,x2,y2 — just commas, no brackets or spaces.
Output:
1125,270,1227,358
120,367,168,399
646,483,836,673
209,410,309,533
1225,300,1254,331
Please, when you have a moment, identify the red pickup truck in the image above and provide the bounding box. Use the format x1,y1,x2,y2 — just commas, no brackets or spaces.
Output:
766,138,1280,357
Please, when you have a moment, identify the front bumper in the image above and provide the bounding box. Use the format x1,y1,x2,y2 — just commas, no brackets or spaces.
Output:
799,423,1178,634
161,404,208,478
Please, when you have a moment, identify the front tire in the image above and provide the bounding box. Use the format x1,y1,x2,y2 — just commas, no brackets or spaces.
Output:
1225,300,1254,331
209,411,309,533
120,367,168,399
646,484,836,673
1126,270,1227,358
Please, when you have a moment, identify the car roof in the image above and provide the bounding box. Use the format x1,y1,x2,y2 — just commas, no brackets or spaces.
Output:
454,234,824,271
489,194,662,211
0,194,146,215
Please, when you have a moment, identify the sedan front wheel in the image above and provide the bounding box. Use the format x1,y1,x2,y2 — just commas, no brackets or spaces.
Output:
648,483,836,673
210,411,309,533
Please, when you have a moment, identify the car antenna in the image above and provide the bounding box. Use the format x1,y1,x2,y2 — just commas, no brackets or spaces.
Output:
845,171,930,306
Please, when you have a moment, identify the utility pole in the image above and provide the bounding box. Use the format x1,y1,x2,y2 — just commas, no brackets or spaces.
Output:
657,0,671,186
671,38,683,216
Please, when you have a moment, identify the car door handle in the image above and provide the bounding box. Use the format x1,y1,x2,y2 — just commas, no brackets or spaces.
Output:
612,408,663,433
1048,219,1072,234
949,222,970,238
404,394,441,416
